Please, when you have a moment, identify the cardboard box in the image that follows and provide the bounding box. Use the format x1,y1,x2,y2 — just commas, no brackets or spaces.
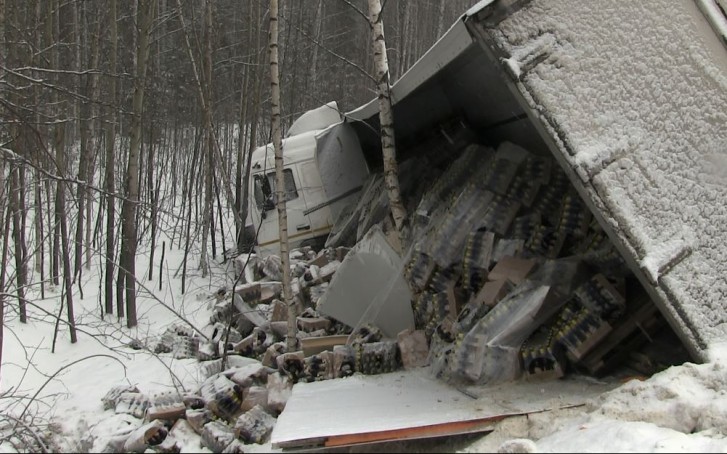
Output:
487,256,537,284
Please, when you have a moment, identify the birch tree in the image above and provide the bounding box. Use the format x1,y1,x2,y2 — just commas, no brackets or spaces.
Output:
270,0,298,351
367,0,408,246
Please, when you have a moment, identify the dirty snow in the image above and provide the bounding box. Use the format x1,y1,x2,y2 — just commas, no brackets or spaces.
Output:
3,238,727,452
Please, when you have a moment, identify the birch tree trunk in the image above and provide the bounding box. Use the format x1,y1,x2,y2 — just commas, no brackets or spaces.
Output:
270,0,298,351
367,0,408,246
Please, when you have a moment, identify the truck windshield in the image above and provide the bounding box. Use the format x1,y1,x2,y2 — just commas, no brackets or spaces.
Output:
253,174,273,211
253,169,299,212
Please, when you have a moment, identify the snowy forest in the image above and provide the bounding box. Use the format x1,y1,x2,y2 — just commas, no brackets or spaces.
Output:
0,0,474,334
0,0,482,451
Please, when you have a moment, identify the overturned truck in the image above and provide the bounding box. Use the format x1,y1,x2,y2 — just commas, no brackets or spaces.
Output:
307,0,727,386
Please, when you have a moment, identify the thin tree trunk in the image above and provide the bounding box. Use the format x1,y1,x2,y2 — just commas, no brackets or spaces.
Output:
119,0,156,328
235,16,251,252
9,165,27,323
32,0,44,285
54,122,78,343
17,166,28,275
105,0,117,316
170,119,179,210
237,1,264,253
0,0,6,379
0,203,11,386
199,0,214,277
52,125,62,287
367,0,408,247
34,168,45,299
159,241,165,291
270,0,298,351
73,0,87,281
214,174,225,259
48,0,60,287
59,178,78,344
148,125,157,281
180,137,202,293
85,13,102,271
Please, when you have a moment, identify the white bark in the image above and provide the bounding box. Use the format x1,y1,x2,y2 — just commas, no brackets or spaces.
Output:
367,0,408,245
270,0,298,351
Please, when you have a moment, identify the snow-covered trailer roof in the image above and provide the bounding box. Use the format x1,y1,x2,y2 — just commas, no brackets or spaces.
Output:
345,0,727,362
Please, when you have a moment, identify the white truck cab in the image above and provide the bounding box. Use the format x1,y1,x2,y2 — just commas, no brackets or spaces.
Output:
248,101,370,256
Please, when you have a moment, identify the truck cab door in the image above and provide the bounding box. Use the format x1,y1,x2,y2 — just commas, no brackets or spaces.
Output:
298,159,332,235
251,166,312,254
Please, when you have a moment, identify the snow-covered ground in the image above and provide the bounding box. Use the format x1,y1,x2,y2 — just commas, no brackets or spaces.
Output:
2,233,727,453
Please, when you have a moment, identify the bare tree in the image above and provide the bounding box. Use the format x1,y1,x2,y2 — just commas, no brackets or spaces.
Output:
118,0,157,328
199,0,214,277
104,0,118,316
0,201,9,384
269,0,298,351
236,2,264,254
53,123,78,343
73,2,103,281
0,0,7,383
9,163,27,323
367,0,408,246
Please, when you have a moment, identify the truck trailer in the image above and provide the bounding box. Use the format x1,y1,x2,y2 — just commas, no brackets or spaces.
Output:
247,0,727,365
